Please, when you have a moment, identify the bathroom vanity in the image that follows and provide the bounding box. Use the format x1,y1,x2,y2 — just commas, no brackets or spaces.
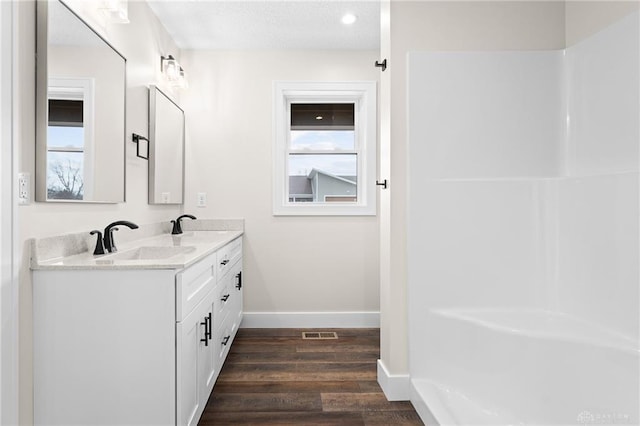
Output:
31,222,243,426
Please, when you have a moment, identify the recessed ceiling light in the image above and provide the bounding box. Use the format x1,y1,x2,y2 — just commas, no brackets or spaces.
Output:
316,115,323,120
341,13,357,25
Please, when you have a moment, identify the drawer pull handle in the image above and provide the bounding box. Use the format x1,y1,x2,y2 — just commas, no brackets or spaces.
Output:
221,294,230,302
207,312,213,341
200,317,209,346
235,271,242,290
220,259,229,266
222,335,231,346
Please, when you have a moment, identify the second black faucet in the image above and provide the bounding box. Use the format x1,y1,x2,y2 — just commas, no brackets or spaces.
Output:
103,220,139,253
171,214,196,235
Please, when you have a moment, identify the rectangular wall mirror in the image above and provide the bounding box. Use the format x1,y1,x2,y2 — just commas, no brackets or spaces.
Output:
149,85,185,204
36,0,126,203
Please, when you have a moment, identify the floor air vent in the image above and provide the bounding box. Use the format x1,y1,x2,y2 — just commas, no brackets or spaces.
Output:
302,331,338,340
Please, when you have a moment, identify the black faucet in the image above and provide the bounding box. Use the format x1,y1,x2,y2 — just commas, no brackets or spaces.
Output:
90,230,106,255
171,214,196,235
103,220,139,253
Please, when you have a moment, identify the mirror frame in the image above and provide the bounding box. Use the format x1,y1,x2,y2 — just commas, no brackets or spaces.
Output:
148,85,185,205
35,0,127,203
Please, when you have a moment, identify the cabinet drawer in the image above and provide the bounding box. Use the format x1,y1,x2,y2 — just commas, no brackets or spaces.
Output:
216,237,242,279
176,253,216,321
214,277,231,329
215,317,234,367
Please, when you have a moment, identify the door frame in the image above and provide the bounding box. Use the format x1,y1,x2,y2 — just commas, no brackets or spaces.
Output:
1,1,19,424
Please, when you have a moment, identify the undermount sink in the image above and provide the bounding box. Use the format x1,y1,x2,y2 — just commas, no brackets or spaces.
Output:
106,246,197,261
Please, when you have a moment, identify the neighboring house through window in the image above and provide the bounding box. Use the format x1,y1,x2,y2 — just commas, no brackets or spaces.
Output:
273,81,377,215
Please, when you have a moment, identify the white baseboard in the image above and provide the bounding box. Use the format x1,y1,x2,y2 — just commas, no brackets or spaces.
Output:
377,359,411,401
240,311,380,328
410,381,440,425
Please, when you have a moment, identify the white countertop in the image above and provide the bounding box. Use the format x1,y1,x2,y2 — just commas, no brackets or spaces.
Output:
31,225,243,271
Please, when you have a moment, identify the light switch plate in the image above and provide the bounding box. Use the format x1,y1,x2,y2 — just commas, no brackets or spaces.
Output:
197,192,206,207
161,192,170,203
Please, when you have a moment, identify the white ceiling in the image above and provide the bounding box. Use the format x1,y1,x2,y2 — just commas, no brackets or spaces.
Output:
146,1,381,50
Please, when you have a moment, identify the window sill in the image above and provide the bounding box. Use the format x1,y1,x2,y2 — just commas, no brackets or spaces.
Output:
273,203,376,216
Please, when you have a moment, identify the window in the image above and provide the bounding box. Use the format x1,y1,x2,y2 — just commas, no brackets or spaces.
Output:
273,81,377,216
46,78,94,200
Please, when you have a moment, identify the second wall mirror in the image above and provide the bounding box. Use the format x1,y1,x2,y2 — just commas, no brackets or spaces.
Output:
149,85,185,204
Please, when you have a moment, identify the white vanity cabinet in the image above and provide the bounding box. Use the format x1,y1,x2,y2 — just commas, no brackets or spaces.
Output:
175,253,217,426
213,238,243,366
33,236,243,426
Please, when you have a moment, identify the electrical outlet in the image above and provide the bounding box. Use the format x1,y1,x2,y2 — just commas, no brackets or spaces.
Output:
18,173,30,205
161,192,170,203
197,192,206,207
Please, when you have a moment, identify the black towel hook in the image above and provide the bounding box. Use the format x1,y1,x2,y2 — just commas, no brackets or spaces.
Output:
375,59,387,72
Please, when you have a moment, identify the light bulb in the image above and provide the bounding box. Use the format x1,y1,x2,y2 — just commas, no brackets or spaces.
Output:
341,13,357,25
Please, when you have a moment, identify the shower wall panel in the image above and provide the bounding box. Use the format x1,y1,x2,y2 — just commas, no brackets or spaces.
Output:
407,50,564,180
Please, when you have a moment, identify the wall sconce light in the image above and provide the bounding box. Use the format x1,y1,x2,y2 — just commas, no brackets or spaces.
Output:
101,0,129,24
161,55,188,89
176,68,188,89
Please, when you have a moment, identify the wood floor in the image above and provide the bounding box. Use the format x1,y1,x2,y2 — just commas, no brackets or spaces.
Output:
198,328,424,426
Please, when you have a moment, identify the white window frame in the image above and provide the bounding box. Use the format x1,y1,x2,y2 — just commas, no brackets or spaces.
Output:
273,81,377,216
47,77,95,200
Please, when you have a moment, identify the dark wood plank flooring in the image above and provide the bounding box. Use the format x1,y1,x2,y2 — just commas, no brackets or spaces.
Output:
199,328,424,425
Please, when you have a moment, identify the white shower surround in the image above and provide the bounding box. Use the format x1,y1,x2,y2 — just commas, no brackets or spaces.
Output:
408,11,639,426
412,308,638,425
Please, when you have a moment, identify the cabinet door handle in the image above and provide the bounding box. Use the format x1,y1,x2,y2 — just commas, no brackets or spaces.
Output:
200,317,209,346
235,271,242,290
206,312,212,341
222,335,231,346
220,259,229,266
221,294,230,302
